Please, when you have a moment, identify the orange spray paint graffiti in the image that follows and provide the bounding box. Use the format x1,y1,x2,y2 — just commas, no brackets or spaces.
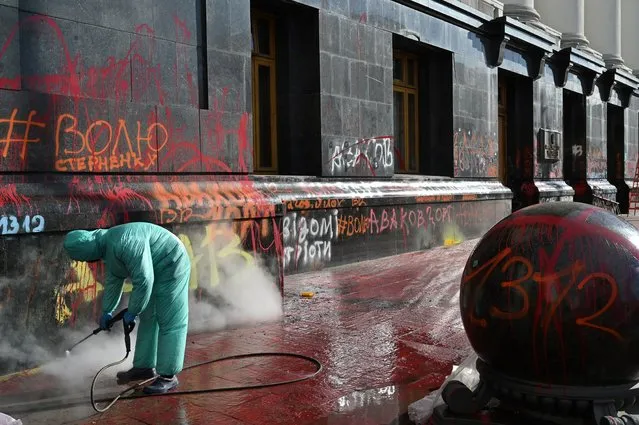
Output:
152,181,275,240
0,109,46,160
54,113,169,172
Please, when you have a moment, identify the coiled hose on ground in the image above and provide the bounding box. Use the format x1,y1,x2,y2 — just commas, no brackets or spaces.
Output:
91,313,322,413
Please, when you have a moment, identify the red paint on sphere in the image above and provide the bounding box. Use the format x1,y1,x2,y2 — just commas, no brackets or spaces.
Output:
461,202,639,386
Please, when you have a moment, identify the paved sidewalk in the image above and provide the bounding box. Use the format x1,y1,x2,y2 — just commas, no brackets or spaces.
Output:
0,240,476,425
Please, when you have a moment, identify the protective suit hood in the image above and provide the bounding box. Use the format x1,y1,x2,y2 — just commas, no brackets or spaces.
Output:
63,229,108,262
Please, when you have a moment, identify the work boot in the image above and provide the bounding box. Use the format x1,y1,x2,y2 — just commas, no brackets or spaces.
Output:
143,375,179,394
116,367,156,385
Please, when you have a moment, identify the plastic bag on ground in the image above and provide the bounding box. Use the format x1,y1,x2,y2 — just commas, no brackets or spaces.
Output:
408,352,480,425
0,412,22,425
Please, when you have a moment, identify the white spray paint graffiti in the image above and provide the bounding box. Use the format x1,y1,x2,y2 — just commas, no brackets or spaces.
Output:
329,137,393,175
282,210,339,270
0,214,45,235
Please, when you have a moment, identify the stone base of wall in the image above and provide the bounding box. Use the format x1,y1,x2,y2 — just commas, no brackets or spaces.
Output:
0,175,512,376
536,180,575,203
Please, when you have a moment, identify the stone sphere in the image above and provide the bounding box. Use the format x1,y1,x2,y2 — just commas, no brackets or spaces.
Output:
460,202,639,386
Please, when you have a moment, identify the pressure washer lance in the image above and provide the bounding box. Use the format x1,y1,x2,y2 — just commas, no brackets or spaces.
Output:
65,309,133,357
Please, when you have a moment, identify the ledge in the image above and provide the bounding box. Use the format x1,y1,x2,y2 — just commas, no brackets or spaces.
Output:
396,0,493,32
0,175,513,235
588,179,617,196
261,178,513,211
535,180,575,198
0,175,284,234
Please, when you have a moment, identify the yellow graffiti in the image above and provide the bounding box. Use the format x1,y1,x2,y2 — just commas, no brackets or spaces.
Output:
55,261,134,325
55,261,103,324
442,223,464,247
0,366,41,383
179,233,202,290
198,225,254,288
54,225,254,324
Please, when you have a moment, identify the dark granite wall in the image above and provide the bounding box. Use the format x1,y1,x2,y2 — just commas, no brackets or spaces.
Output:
319,9,394,177
533,65,563,180
452,37,499,179
626,96,639,183
3,0,630,188
0,0,516,180
615,95,639,212
587,89,608,180
608,102,627,210
0,0,256,174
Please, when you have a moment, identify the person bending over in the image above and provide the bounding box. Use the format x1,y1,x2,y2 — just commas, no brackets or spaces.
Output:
63,222,191,394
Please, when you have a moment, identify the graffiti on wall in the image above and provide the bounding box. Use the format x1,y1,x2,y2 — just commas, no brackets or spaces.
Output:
283,200,503,272
327,136,394,176
0,15,198,102
587,144,607,178
54,113,169,172
0,214,45,235
0,109,47,163
152,181,276,238
0,14,250,174
453,129,498,178
593,195,620,215
283,210,339,270
54,221,272,325
626,153,637,181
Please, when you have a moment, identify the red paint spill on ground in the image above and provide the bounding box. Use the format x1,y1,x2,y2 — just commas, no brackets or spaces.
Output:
0,241,477,424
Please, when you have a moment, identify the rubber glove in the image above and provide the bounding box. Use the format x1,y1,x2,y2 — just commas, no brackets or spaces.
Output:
100,312,113,330
123,311,137,332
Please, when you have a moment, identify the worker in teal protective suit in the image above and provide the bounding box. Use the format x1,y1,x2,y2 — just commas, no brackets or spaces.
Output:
63,222,191,394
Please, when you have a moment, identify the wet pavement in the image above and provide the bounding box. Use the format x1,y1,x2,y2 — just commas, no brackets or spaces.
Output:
0,240,476,425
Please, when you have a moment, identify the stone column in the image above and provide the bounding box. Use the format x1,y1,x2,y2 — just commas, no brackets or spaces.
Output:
621,0,639,74
502,0,540,23
585,0,624,68
536,0,588,48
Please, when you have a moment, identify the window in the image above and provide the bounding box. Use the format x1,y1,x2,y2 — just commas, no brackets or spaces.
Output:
251,11,278,173
393,51,419,173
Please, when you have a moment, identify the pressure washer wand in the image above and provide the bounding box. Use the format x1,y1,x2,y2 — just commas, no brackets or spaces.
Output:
65,328,102,356
64,309,129,357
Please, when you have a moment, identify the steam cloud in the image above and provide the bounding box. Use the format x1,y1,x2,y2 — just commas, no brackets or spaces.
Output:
187,228,283,333
0,225,283,396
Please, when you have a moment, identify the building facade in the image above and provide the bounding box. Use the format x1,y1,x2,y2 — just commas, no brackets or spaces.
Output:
0,0,637,373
